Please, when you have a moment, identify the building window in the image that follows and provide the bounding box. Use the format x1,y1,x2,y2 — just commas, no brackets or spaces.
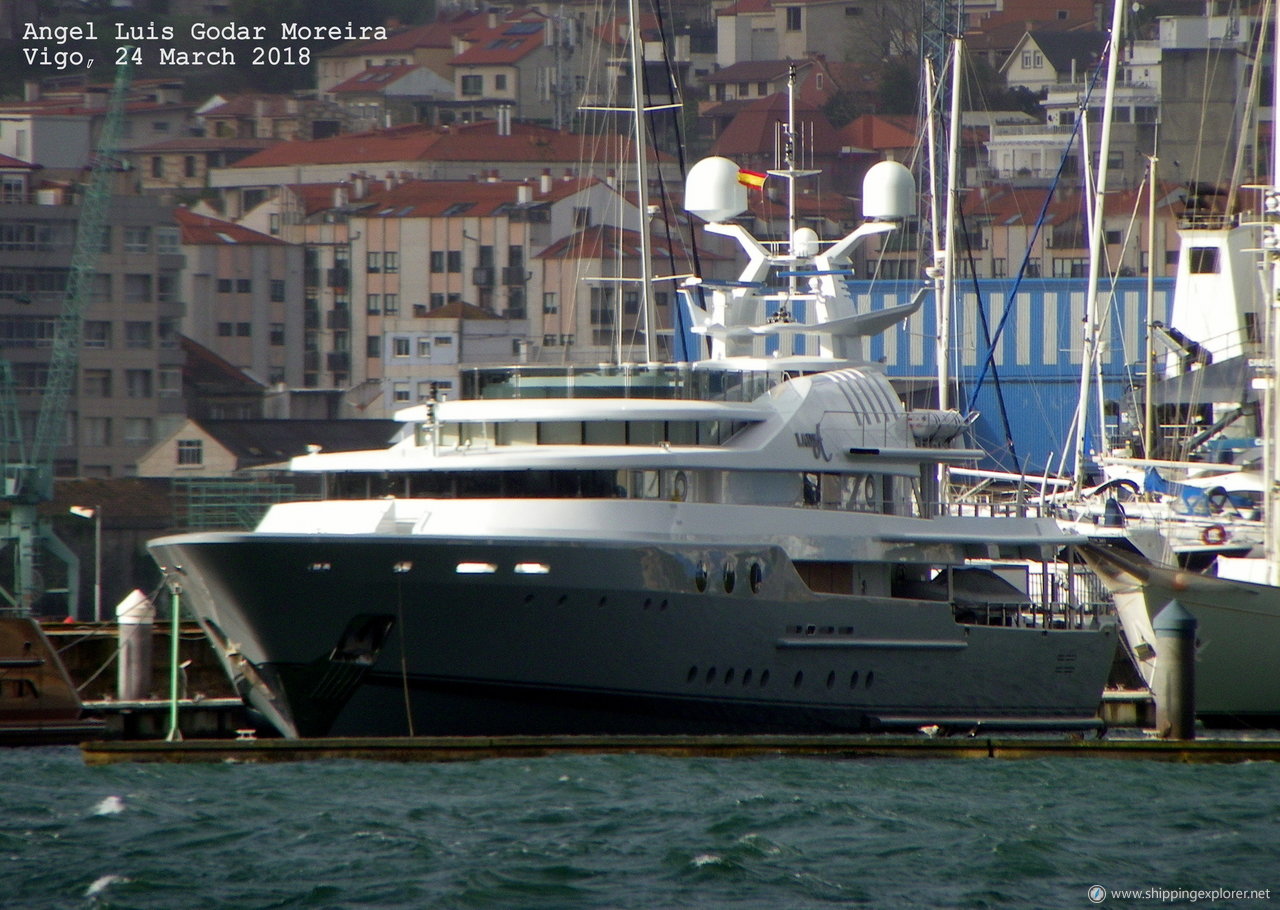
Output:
84,321,112,349
216,278,232,293
367,294,381,314
543,333,558,346
495,74,507,91
430,251,444,273
393,383,411,402
543,292,557,314
125,321,152,348
217,322,233,337
573,206,592,227
123,226,150,253
184,155,197,178
150,157,163,178
785,6,801,30
176,439,203,466
446,251,462,273
82,369,112,398
270,323,285,345
125,369,152,398
384,293,399,315
430,293,445,309
269,213,280,235
236,322,251,337
367,251,381,273
417,337,431,356
461,74,482,96
156,228,179,254
270,279,285,302
236,278,251,293
393,336,411,357
384,251,399,274
366,335,381,357
123,417,152,446
83,417,111,447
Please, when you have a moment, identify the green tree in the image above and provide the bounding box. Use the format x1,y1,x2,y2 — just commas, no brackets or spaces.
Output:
878,58,918,115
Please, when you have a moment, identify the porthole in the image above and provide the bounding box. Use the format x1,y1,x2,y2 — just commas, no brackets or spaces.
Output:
724,668,735,685
687,666,698,683
743,669,753,686
760,669,771,686
672,471,688,502
826,671,836,689
793,670,804,688
866,670,874,688
850,671,860,688
749,561,764,593
706,666,717,684
643,598,652,610
695,562,709,592
723,563,736,594
598,596,607,607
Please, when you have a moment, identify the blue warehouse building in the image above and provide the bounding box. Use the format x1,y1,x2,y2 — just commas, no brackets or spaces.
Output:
848,277,1176,475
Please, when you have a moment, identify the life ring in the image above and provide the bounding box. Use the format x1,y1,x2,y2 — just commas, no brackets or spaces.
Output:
1201,524,1228,546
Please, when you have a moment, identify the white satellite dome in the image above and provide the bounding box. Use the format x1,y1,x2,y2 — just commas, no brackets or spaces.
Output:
685,157,748,223
862,160,914,220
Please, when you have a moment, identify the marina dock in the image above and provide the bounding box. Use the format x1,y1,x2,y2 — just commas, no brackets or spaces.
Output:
80,732,1280,765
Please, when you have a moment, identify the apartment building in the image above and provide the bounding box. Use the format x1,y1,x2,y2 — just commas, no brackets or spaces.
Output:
0,167,186,478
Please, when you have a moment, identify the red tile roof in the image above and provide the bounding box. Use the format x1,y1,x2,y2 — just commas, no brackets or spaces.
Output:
174,207,285,245
329,65,424,94
712,94,840,158
717,0,773,15
230,120,660,169
536,224,702,261
354,175,598,217
318,12,493,56
451,15,548,66
0,153,37,168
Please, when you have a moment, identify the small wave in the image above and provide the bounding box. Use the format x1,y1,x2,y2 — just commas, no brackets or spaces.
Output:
85,874,128,897
92,796,126,816
691,853,726,868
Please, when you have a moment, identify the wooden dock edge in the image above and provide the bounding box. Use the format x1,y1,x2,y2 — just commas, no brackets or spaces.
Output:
80,734,1280,765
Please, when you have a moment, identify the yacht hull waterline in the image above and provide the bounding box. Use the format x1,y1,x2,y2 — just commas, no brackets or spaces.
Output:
151,524,1116,738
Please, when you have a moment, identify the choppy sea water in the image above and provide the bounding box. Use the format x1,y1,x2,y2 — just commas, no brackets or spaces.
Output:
3,747,1279,909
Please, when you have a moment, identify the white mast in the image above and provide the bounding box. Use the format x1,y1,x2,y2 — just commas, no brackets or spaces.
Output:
938,38,963,414
626,1,657,363
1266,5,1280,585
1072,0,1125,492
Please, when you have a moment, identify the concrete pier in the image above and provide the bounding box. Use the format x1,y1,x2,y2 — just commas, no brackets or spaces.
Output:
80,733,1280,766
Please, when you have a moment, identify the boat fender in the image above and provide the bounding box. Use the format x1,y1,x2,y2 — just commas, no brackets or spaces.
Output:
1201,524,1228,546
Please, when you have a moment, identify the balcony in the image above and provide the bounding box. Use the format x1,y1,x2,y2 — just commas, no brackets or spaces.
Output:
502,266,527,286
472,266,495,286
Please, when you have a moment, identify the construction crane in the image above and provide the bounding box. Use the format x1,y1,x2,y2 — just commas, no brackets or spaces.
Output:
0,60,131,616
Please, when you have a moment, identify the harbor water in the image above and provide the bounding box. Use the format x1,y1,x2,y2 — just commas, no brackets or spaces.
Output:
4,747,1279,909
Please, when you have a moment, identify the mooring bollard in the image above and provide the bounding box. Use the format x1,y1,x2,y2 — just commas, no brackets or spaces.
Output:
1153,599,1197,740
116,589,156,701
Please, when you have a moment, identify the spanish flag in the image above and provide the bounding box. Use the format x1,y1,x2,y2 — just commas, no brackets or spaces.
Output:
737,168,767,189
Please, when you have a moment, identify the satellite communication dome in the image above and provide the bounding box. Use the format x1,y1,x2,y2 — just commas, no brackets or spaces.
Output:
685,157,748,223
862,160,914,220
791,227,819,258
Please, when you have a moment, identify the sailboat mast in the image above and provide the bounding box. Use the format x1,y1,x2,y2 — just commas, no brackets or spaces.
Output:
1072,0,1125,492
1266,3,1280,585
627,0,657,363
938,38,962,413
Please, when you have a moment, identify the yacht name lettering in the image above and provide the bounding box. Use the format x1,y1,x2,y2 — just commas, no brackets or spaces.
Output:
794,429,833,462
